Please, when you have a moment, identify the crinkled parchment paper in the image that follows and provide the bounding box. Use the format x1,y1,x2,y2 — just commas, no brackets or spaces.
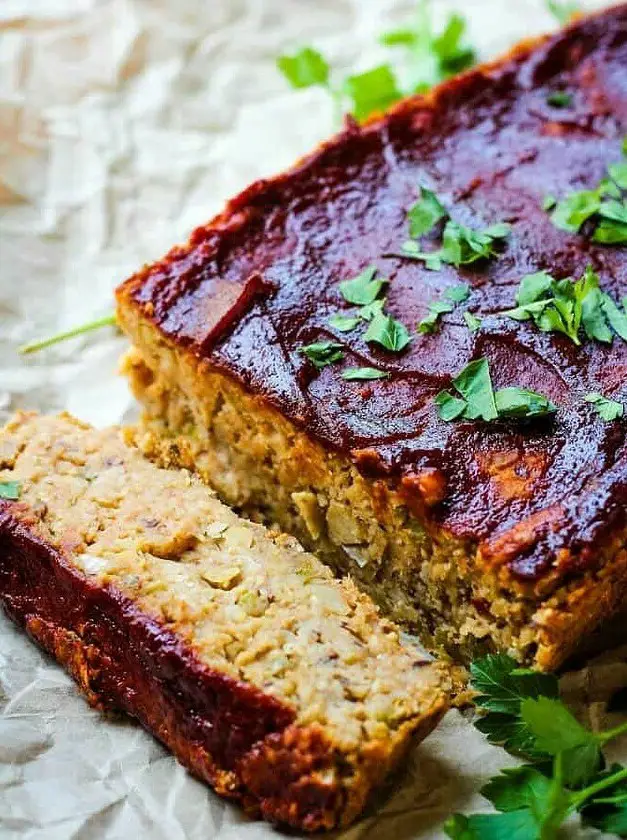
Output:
1,1,624,837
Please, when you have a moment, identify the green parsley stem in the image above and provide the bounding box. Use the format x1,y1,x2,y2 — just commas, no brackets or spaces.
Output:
597,718,627,745
19,314,117,355
569,765,627,810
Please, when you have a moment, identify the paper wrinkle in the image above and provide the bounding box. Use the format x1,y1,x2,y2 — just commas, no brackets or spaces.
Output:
0,0,621,837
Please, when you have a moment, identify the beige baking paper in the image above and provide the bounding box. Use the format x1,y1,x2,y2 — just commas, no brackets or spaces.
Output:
0,0,624,837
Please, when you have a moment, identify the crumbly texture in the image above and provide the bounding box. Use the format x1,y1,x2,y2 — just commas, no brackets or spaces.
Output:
121,342,627,672
0,412,448,831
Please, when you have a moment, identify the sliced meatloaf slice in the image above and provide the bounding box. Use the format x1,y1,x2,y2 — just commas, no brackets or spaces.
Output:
0,412,448,832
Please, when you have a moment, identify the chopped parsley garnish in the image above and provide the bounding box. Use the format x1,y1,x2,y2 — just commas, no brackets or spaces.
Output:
585,393,624,421
277,1,477,123
344,65,401,122
502,267,627,345
401,192,511,270
339,265,388,305
444,653,627,839
299,341,344,369
435,358,556,422
276,47,330,89
463,311,482,332
19,314,118,355
341,367,389,381
546,0,580,24
0,481,21,500
547,138,627,243
418,283,470,333
407,187,448,237
381,4,476,91
327,313,361,332
364,310,412,352
547,90,572,108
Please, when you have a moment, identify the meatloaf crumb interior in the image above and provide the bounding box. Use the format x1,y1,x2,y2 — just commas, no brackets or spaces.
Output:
117,6,627,671
0,412,448,831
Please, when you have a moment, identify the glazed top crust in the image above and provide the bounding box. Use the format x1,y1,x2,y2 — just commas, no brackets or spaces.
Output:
120,7,627,582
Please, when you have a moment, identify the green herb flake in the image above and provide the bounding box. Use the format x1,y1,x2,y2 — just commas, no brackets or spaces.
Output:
463,311,482,332
436,360,556,424
341,367,389,381
546,0,580,25
451,358,498,421
299,341,344,369
407,187,448,237
339,265,388,306
0,480,21,500
344,65,401,122
445,283,471,303
585,392,624,421
494,387,557,419
359,298,386,321
547,91,573,108
364,310,411,352
502,266,626,346
328,313,361,333
418,299,454,334
276,47,330,89
403,220,510,270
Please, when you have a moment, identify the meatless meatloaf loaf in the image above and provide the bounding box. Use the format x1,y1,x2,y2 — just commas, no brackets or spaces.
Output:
117,7,627,671
0,413,448,832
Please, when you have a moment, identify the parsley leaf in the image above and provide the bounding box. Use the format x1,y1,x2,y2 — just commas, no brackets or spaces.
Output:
19,314,117,355
344,65,401,122
408,187,448,237
382,4,476,91
548,138,627,243
546,0,580,25
547,91,572,108
328,313,361,332
417,285,470,333
418,299,455,334
359,298,386,321
471,654,559,717
494,388,557,419
521,696,603,787
481,766,554,814
503,267,625,345
0,481,21,500
463,311,482,332
585,393,624,421
444,808,542,840
341,366,389,381
299,341,344,369
450,357,497,420
276,47,330,89
339,265,388,306
403,219,510,269
435,361,555,424
364,310,411,352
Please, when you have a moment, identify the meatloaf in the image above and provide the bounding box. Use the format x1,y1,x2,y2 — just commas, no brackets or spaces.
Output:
116,6,626,671
0,412,448,831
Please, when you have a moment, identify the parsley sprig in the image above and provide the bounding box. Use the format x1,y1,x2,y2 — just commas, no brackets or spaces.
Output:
418,283,470,334
277,1,476,124
0,481,21,500
445,654,627,839
585,393,624,422
435,358,556,422
400,187,510,269
502,267,627,346
547,139,627,243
